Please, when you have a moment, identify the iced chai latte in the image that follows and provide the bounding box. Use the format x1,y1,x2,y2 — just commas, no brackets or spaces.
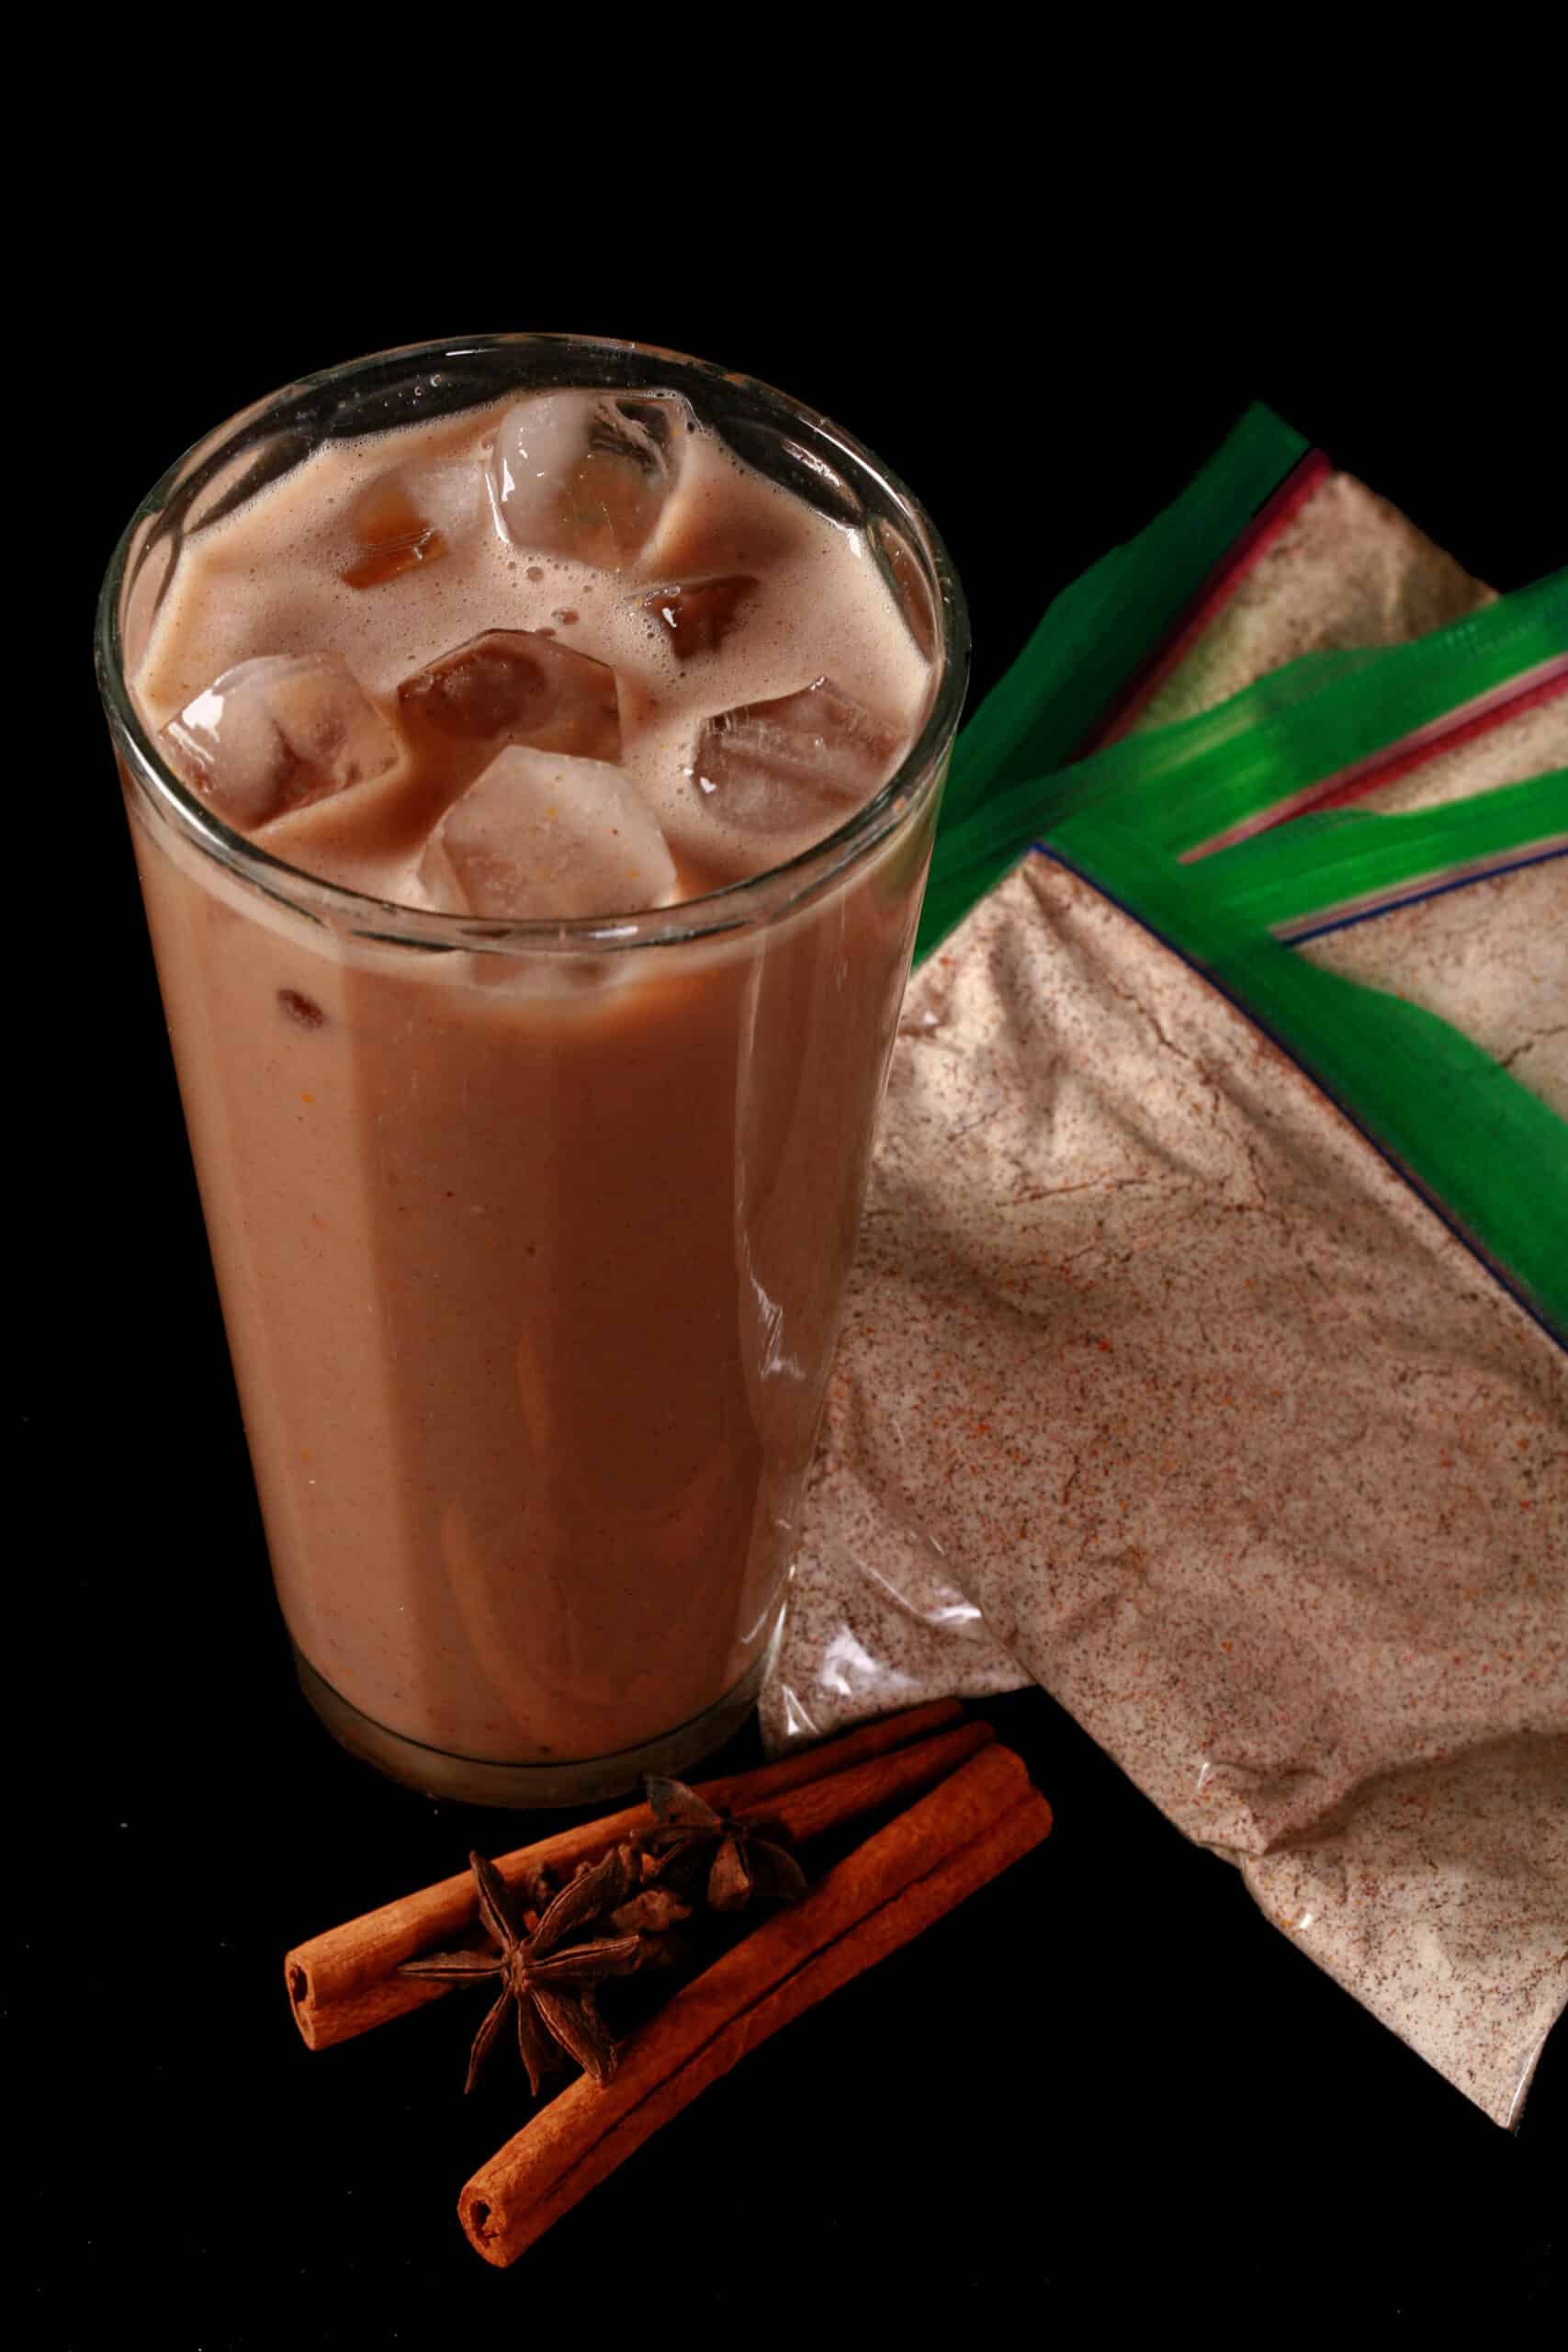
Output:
99,338,965,1803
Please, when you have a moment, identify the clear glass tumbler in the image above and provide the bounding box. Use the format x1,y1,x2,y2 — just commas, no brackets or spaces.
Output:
96,334,968,1805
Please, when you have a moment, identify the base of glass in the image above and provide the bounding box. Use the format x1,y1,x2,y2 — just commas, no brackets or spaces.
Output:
293,1634,779,1809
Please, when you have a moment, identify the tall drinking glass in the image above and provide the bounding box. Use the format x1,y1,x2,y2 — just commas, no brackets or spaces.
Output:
96,334,968,1805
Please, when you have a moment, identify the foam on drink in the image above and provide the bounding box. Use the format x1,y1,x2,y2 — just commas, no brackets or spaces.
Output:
134,391,932,912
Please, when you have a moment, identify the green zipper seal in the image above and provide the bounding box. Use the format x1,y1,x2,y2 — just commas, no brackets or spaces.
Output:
918,401,1309,956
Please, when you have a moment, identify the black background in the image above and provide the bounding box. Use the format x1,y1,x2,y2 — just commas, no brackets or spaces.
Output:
29,239,1566,2346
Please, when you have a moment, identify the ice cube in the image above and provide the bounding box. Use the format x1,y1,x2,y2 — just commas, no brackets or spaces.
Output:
489,390,692,570
637,574,757,660
340,459,481,589
687,677,901,845
161,653,401,831
418,746,678,920
397,629,622,762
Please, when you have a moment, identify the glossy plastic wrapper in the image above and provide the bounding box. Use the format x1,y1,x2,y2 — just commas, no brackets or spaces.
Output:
766,421,1566,2124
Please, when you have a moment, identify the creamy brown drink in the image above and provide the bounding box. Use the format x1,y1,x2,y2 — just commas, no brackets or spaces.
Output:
100,337,964,1804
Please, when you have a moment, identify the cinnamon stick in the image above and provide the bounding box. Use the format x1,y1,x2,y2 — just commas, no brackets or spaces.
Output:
286,1700,971,2051
459,1743,1051,2267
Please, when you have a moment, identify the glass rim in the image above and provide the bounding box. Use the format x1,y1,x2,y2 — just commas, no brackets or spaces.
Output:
95,330,971,956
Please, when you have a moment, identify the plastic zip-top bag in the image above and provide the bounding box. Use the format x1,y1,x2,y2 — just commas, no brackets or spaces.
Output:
772,849,1566,2124
764,429,1567,2124
917,400,1499,956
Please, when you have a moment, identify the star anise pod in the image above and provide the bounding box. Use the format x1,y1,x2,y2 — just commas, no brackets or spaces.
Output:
608,1883,694,1972
610,1885,693,1935
399,1847,642,2096
637,1777,809,1912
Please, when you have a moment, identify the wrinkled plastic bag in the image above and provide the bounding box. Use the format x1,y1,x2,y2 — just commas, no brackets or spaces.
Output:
764,413,1567,2122
768,854,1565,2125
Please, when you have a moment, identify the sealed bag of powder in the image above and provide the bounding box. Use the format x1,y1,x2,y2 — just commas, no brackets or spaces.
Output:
918,399,1504,956
769,854,1566,2125
764,437,1567,2123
